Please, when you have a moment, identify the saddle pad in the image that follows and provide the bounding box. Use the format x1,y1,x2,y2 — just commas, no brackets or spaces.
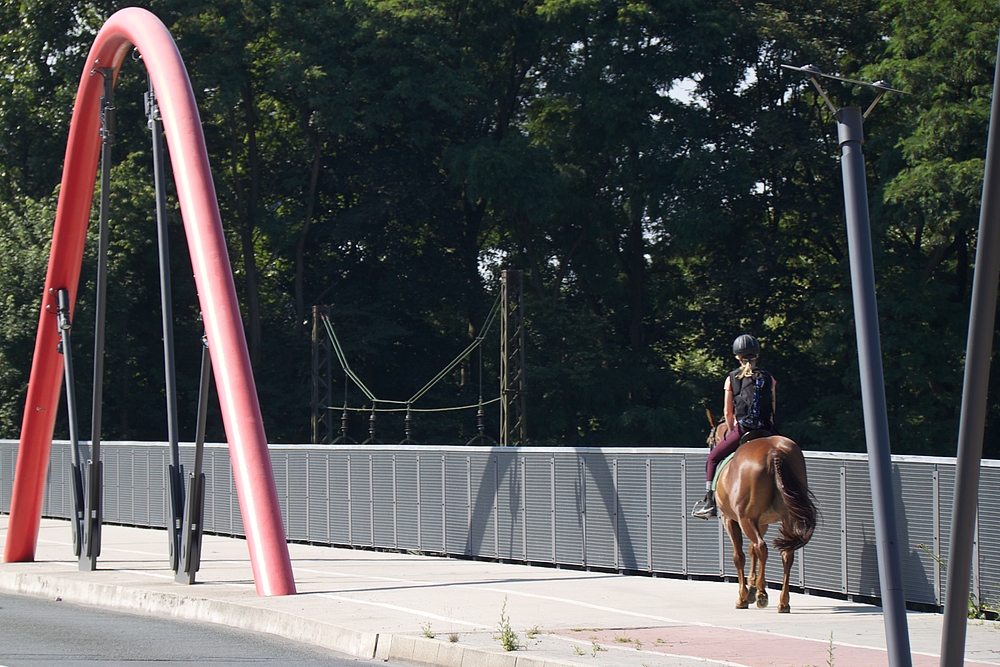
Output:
711,452,736,492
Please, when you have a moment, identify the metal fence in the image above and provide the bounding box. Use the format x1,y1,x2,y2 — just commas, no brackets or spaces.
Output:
1,440,997,609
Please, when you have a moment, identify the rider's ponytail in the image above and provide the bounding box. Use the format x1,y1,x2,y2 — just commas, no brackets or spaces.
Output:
735,356,756,379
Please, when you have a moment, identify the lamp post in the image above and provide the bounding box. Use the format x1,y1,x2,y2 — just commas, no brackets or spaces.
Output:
782,64,912,667
940,34,1000,667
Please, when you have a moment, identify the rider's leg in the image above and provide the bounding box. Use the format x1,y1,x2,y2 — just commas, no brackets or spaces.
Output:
707,427,741,480
693,427,741,518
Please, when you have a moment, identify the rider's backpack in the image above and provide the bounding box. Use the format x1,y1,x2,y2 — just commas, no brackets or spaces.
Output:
731,369,773,430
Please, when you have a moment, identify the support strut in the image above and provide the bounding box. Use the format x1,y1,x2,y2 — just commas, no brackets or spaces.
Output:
177,334,210,584
55,288,86,558
146,75,185,573
79,68,116,572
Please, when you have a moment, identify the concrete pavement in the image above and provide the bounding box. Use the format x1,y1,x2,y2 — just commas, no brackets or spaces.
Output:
1,516,998,667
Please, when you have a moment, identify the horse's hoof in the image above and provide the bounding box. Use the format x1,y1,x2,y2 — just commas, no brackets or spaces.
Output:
756,592,769,609
736,599,749,609
778,604,790,614
748,586,757,599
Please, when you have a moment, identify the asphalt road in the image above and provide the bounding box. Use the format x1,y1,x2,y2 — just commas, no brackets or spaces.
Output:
0,592,394,666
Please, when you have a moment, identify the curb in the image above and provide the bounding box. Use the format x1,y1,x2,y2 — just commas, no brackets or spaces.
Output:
0,570,584,667
0,570,375,657
376,634,584,667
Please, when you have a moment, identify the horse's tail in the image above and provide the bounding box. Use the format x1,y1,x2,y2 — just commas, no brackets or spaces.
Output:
770,447,817,552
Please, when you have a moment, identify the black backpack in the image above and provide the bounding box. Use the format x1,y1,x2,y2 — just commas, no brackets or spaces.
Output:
730,369,773,430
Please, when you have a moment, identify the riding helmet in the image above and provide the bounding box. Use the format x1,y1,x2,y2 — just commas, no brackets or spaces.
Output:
732,334,760,359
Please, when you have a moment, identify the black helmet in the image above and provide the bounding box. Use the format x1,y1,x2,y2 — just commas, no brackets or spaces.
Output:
733,334,760,359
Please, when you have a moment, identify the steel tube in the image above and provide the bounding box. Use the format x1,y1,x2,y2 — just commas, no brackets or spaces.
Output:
940,34,1000,667
149,80,184,572
81,69,116,572
2,8,295,596
56,289,85,556
836,106,912,667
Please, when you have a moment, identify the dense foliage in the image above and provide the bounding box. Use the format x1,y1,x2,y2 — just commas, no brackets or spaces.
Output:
0,0,997,457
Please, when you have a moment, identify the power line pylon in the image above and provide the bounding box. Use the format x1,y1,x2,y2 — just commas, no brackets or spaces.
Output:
311,305,333,444
500,270,526,447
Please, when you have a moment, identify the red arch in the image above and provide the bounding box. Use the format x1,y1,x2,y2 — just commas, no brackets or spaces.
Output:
2,8,296,596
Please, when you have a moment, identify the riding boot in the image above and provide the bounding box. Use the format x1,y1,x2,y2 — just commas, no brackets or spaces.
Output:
692,490,717,519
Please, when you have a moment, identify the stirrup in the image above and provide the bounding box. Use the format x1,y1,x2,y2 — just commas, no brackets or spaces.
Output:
692,497,717,519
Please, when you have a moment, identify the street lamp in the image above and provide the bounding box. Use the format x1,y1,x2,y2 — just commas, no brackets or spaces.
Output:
782,63,913,667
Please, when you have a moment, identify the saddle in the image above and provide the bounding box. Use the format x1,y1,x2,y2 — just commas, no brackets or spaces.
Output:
712,429,774,492
739,429,772,445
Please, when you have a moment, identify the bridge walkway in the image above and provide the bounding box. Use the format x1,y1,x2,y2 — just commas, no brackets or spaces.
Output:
1,517,997,667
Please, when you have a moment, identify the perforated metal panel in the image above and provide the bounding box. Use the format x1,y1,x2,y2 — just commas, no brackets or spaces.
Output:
979,466,1000,610
496,451,524,561
444,453,471,555
802,458,845,593
936,464,957,606
393,453,418,550
4,440,999,610
895,462,939,606
582,455,616,569
844,459,880,598
416,454,444,553
326,450,349,545
553,454,583,566
613,457,646,571
467,452,497,558
685,451,724,576
649,453,684,573
522,452,554,563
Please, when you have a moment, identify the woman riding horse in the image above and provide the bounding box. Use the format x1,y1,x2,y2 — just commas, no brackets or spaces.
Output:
692,334,777,519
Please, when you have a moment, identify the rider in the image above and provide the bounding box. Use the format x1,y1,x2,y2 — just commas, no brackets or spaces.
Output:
692,334,777,519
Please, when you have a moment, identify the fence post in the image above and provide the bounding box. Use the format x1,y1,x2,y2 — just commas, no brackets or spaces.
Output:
521,456,527,561
347,454,353,545
613,457,620,571
841,465,848,594
681,456,688,576
646,458,652,573
550,456,557,564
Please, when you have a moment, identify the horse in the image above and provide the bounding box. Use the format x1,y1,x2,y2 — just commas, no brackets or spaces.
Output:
704,410,817,613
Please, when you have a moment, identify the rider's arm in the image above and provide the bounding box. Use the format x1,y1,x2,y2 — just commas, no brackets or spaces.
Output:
724,375,735,431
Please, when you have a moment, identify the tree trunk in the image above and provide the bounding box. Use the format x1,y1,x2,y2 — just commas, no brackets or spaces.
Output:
623,196,646,349
227,80,262,368
295,141,323,334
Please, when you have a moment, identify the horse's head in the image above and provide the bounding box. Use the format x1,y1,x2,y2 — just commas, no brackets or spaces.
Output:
705,409,729,450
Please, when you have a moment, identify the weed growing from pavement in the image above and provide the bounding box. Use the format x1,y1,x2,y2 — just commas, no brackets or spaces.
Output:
448,633,459,643
420,622,435,639
493,596,521,651
525,625,540,639
918,544,998,619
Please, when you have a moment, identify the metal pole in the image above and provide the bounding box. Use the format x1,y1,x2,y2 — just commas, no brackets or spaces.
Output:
940,33,1000,666
836,105,912,667
55,288,85,557
146,77,185,573
500,272,510,447
81,68,116,572
177,334,210,584
312,306,320,444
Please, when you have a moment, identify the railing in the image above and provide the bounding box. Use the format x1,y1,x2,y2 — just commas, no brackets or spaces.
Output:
1,440,996,610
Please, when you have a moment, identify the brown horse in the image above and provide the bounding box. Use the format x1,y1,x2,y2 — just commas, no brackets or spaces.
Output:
705,411,817,613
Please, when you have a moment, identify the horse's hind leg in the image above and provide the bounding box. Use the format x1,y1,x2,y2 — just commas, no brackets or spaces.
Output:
739,518,769,608
725,518,750,609
779,546,794,613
